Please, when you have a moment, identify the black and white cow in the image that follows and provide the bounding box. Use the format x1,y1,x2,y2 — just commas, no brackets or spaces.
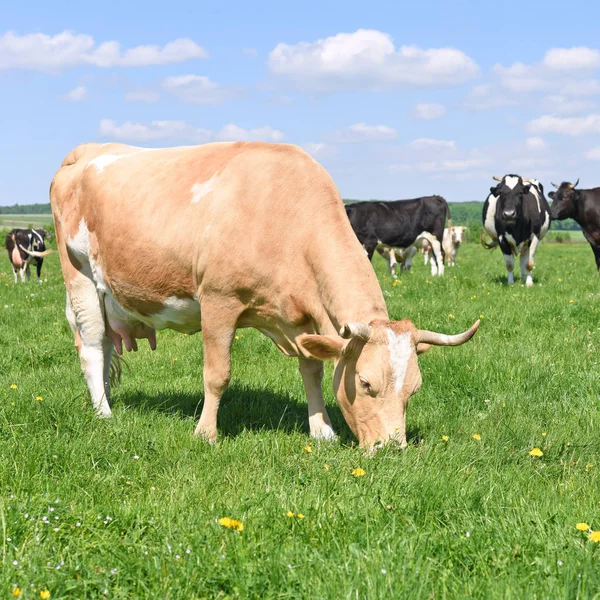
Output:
5,228,52,283
481,175,550,287
549,180,600,271
345,196,450,277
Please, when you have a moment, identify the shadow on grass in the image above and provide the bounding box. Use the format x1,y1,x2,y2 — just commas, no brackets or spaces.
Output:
116,384,354,443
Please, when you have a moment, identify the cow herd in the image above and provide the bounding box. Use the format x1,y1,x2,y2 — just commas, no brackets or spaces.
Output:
4,141,599,450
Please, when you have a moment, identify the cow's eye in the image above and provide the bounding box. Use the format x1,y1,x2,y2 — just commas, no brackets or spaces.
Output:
358,375,372,393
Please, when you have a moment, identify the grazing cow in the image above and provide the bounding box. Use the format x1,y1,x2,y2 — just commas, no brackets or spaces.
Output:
481,175,550,287
375,244,419,277
345,196,450,277
443,226,467,266
5,228,52,283
549,180,600,270
50,142,479,449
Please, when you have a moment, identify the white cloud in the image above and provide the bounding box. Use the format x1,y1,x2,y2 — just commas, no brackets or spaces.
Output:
0,31,207,71
124,90,160,103
243,48,258,57
98,119,211,143
543,95,597,115
268,29,479,91
417,158,490,172
412,103,446,120
525,137,547,150
463,83,516,111
585,147,600,160
215,124,284,142
333,123,398,143
409,138,456,151
302,142,337,159
543,47,600,70
528,114,600,136
63,85,87,102
98,119,284,144
163,75,244,105
559,79,600,96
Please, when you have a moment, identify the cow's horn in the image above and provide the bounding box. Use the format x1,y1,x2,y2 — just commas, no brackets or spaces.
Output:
551,182,559,189
19,244,54,258
339,322,372,341
416,320,480,347
570,178,579,189
492,176,502,182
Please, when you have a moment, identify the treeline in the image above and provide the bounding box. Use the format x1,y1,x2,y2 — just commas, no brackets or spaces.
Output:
0,203,52,214
1,200,580,232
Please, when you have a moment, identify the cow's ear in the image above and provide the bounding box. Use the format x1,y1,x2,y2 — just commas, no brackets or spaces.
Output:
297,334,345,360
548,191,555,199
490,186,497,194
522,184,531,194
416,343,431,355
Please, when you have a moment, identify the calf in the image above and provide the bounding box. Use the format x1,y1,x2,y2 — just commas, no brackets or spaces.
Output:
5,228,52,283
345,196,450,277
481,175,550,286
548,180,600,270
443,226,467,266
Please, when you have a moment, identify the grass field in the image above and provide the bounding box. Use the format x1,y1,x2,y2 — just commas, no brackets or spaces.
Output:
1,240,600,599
0,215,54,230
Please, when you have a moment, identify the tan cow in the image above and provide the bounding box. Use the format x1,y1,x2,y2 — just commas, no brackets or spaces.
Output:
443,226,467,266
50,142,479,449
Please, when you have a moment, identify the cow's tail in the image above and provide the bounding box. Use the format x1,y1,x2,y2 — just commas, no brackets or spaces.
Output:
444,198,452,228
109,354,126,387
18,244,54,258
480,232,498,250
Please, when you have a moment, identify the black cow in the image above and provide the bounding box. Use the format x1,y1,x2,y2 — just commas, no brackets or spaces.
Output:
549,180,600,270
5,228,52,283
481,175,550,287
345,196,450,277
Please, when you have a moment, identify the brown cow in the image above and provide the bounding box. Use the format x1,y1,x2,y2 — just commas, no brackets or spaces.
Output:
50,142,479,449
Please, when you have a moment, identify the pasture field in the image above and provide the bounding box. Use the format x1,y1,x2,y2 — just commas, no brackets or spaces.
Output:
1,242,600,599
0,215,54,230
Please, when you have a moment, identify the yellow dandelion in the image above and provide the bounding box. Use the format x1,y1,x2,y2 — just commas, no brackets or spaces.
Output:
10,384,17,389
472,434,481,441
351,468,366,477
297,513,305,519
529,448,543,457
470,295,477,300
286,511,295,518
218,517,244,531
569,299,575,304
441,435,449,442
576,522,590,531
589,531,600,543
585,463,594,470
558,278,562,281
36,396,43,401
304,445,312,454
323,464,329,470
453,275,457,279
11,589,21,598
479,314,485,319
542,432,547,437
40,591,51,600
448,314,455,319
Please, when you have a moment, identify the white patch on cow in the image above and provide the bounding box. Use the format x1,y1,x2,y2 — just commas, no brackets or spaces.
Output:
67,219,90,260
541,211,550,239
505,232,517,251
89,254,107,293
483,194,498,238
87,154,128,174
32,230,44,244
504,176,519,189
529,182,541,212
386,330,412,393
190,173,219,204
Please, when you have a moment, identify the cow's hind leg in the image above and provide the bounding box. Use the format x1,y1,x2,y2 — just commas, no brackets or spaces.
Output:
66,273,112,417
429,238,444,276
36,258,43,280
195,298,240,443
11,264,17,284
299,357,336,441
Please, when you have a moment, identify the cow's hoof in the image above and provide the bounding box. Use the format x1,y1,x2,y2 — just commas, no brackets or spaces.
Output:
311,424,338,442
525,279,533,288
194,425,218,444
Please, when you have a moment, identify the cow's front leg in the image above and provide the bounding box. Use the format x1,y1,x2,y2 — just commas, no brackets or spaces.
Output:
524,236,539,288
12,264,18,284
388,249,398,278
19,265,26,283
195,300,238,443
504,253,515,285
299,357,336,441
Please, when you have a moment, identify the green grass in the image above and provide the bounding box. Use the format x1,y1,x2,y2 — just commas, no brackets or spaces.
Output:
0,215,53,230
1,241,600,599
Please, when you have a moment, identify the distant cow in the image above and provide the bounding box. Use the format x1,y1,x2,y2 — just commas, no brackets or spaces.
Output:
50,141,479,450
5,228,52,283
481,175,550,287
423,226,467,267
345,196,450,277
549,180,600,270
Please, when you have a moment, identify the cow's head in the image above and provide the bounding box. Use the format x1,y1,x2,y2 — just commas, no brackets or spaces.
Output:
298,319,479,448
490,175,531,224
451,226,466,245
548,180,579,220
36,229,52,242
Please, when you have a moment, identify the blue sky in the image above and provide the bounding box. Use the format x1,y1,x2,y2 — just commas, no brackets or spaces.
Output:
2,0,600,205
